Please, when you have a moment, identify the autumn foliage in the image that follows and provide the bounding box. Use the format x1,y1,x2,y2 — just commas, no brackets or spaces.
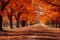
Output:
0,0,60,24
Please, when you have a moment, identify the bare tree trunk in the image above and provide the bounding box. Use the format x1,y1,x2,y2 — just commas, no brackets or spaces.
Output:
9,15,13,28
0,15,3,31
8,14,13,28
16,19,19,28
7,14,13,28
21,20,26,27
10,20,13,28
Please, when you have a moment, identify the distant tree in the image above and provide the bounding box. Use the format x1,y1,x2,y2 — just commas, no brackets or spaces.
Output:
15,11,22,28
21,20,26,27
14,5,26,27
6,6,13,28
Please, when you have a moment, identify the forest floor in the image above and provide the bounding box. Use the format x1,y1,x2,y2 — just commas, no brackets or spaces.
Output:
0,23,60,40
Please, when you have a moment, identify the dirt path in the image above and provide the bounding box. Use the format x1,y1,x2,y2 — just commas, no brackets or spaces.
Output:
0,23,60,40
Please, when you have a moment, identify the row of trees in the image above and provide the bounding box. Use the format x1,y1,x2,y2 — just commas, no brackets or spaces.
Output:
0,0,28,31
5,4,27,28
0,0,38,31
45,20,60,27
43,0,60,27
1,0,59,31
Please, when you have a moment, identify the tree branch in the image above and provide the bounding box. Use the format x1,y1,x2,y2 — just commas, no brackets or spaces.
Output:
43,0,60,7
1,0,10,11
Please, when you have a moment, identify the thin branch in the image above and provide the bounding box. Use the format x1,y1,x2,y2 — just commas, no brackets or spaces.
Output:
5,9,10,16
43,0,60,7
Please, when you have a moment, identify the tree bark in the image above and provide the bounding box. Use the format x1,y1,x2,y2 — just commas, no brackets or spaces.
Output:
21,20,26,27
9,17,13,28
0,15,3,31
16,19,19,28
8,14,13,28
7,14,13,28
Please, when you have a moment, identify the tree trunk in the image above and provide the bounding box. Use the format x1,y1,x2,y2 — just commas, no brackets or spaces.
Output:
7,14,13,28
59,22,60,28
7,15,13,28
16,13,21,28
21,20,26,27
16,19,19,28
0,15,3,31
9,17,13,28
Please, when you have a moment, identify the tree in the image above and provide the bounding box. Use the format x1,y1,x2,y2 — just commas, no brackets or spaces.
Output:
15,11,22,28
0,0,10,31
6,7,13,28
14,5,26,27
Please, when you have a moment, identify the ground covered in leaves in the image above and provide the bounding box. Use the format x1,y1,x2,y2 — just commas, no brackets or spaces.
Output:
0,23,60,40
